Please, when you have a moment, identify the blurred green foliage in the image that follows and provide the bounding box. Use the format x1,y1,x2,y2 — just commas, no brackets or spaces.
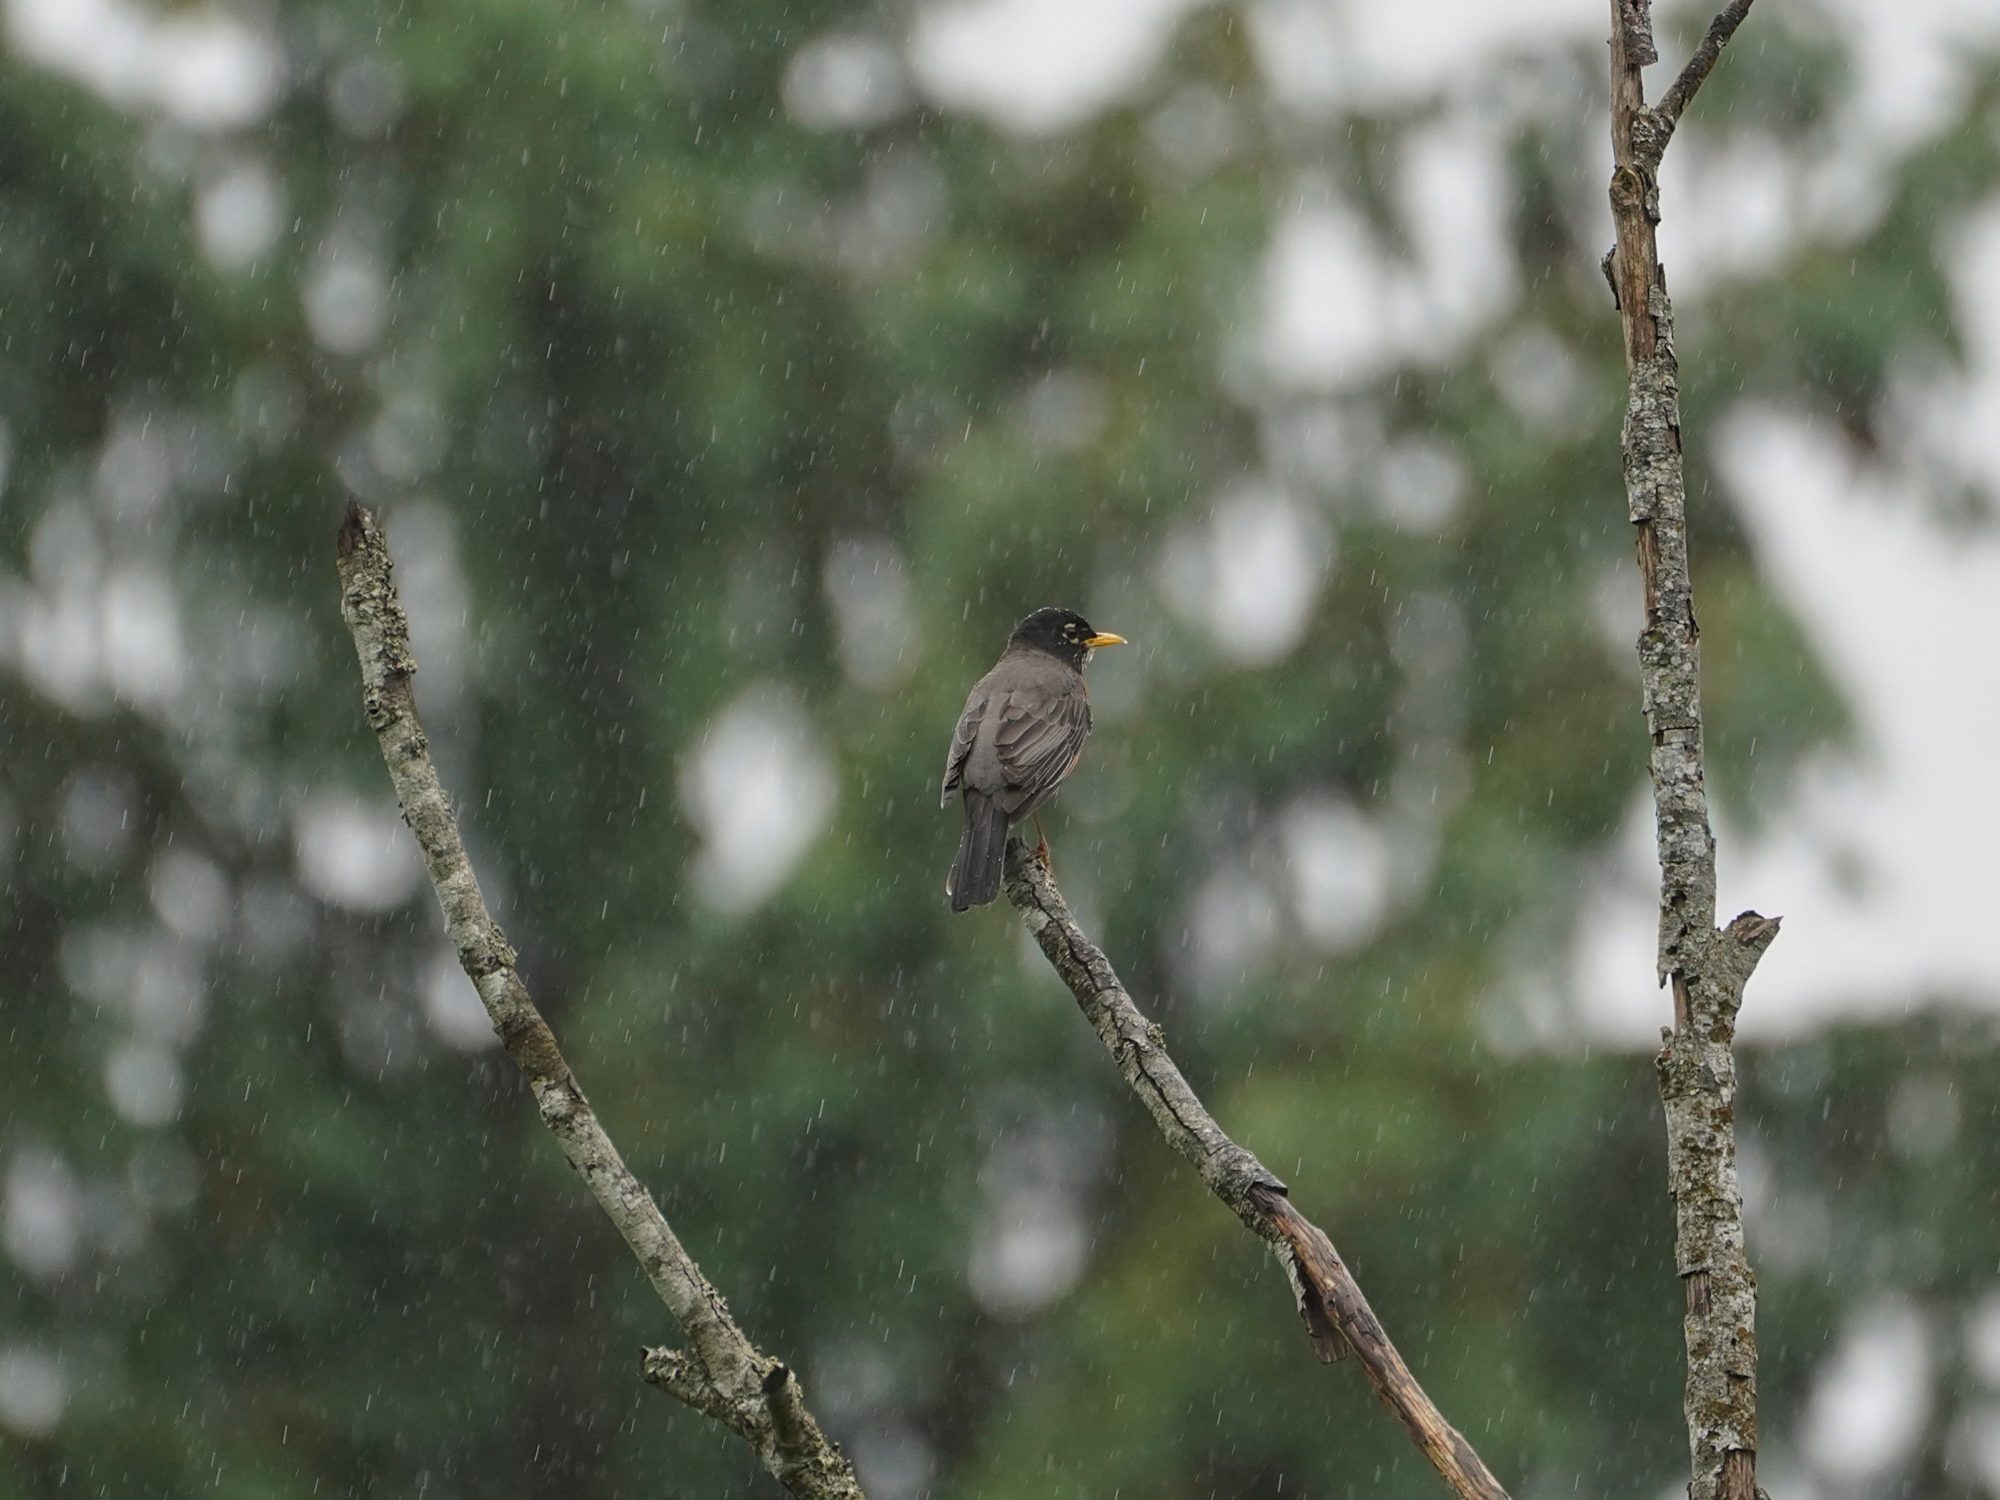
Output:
1,3,1994,1499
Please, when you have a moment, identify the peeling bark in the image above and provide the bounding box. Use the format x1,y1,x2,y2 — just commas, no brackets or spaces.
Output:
1604,8,1776,1500
1003,842,1511,1500
335,504,866,1500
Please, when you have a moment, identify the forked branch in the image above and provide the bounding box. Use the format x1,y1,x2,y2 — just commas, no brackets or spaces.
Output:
1605,6,1777,1500
334,504,867,1500
1657,0,1756,139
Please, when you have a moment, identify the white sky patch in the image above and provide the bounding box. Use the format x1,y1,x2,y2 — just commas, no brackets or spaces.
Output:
5,0,282,132
1899,197,2000,511
101,566,185,708
967,1183,1089,1317
1811,0,1999,154
1653,131,1803,290
0,493,189,717
304,249,389,357
195,161,282,271
1399,116,1517,347
1950,197,2000,377
1567,406,2000,1043
1968,1290,2000,1386
1281,796,1394,952
1262,121,1513,391
368,396,449,488
824,538,921,690
850,1423,934,1500
682,687,836,914
1263,196,1397,388
1651,2,1995,300
904,0,2000,190
3,577,99,715
93,411,173,520
29,496,98,593
1247,0,1597,115
3,1150,81,1281
422,947,497,1051
58,922,206,1046
1489,325,1591,441
1144,82,1244,180
908,0,1205,135
1012,369,1110,455
105,1040,183,1127
1157,482,1328,666
783,32,911,131
910,0,1613,131
1374,434,1469,533
1179,861,1284,997
293,792,426,913
1800,1300,1933,1481
969,1101,1105,1317
0,1346,66,1438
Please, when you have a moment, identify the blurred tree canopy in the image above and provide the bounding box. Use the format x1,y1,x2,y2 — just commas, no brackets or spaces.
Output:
3,2,1997,1498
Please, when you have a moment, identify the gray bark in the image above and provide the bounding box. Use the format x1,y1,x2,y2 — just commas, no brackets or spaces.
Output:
1605,8,1778,1500
334,503,866,1500
1002,841,1511,1500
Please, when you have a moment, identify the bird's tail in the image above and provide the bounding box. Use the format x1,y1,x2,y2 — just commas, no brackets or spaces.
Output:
948,793,1008,912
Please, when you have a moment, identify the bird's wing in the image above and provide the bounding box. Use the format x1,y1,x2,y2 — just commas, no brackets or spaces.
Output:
992,682,1092,817
941,687,988,805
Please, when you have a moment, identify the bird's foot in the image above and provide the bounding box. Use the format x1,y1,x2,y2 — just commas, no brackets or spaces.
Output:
1032,817,1052,870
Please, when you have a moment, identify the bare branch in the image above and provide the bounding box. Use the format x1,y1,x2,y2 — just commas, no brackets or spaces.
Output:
1604,6,1772,1499
1616,0,1659,67
335,503,867,1500
761,1363,823,1486
1002,843,1511,1500
1657,1,1757,140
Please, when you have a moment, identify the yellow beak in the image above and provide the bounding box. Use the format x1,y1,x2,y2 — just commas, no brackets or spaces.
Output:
1082,632,1128,648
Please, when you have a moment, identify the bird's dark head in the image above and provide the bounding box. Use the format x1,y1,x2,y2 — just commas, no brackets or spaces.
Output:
1007,607,1127,671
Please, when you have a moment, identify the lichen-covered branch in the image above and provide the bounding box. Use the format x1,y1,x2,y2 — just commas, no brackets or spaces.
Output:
334,504,866,1500
1002,842,1511,1500
1605,8,1777,1500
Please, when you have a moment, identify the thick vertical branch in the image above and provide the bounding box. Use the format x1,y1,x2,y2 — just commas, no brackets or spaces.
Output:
334,504,867,1500
1002,842,1512,1500
1604,8,1778,1500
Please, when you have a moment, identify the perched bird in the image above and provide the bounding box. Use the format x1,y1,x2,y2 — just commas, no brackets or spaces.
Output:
940,607,1127,911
